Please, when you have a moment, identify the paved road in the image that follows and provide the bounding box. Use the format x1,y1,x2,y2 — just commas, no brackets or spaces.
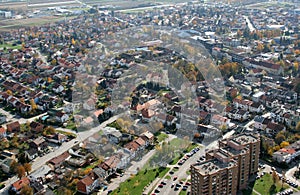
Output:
243,15,255,32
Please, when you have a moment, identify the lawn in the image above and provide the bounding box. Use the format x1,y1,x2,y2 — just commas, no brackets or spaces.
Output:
111,167,170,195
250,174,288,195
56,130,77,138
179,190,188,195
157,133,168,142
0,43,21,50
65,121,77,130
168,153,183,165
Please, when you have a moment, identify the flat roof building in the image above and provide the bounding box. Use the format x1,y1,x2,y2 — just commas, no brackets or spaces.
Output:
191,159,238,195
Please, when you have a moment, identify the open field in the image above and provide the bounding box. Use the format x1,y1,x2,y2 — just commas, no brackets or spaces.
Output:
0,43,22,50
0,16,76,31
0,2,28,10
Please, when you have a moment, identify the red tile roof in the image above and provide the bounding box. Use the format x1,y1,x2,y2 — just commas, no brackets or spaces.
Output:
12,177,30,191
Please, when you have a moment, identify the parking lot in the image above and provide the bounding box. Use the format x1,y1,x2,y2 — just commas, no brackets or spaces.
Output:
149,147,204,195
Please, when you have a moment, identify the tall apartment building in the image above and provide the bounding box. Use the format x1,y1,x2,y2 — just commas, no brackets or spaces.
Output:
191,133,260,194
191,159,238,195
206,145,250,190
219,133,260,176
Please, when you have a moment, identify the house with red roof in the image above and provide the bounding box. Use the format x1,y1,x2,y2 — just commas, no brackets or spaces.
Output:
77,172,100,194
6,121,20,133
10,177,30,194
0,126,6,138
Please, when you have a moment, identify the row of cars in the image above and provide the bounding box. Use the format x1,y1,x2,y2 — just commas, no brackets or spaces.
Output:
178,147,200,165
277,173,299,188
276,189,293,195
153,180,168,194
171,180,191,191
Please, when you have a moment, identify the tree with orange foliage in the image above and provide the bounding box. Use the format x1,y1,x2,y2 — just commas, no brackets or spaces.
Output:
6,90,13,96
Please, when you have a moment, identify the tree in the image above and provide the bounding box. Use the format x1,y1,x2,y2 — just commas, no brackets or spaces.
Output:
275,132,286,145
20,185,33,195
23,163,31,175
29,99,37,110
280,141,289,148
57,187,72,195
43,126,56,135
257,42,264,52
16,165,26,179
6,90,13,96
10,160,18,173
281,171,286,189
51,59,57,66
0,138,9,149
272,170,279,184
296,121,300,132
268,148,274,156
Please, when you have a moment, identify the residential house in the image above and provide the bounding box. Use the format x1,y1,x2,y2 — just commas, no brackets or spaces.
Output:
77,172,100,194
140,131,155,145
6,121,20,133
30,137,48,152
106,130,122,144
171,105,181,118
52,83,64,94
232,109,249,121
124,141,140,159
266,122,286,134
0,150,17,173
29,121,44,133
83,98,96,111
31,180,46,195
134,137,147,149
141,108,156,121
0,126,7,138
80,117,94,128
254,116,266,130
55,111,69,123
273,140,300,164
99,155,121,176
25,148,38,161
10,177,30,194
46,133,67,145
0,92,10,102
155,113,176,126
260,95,279,109
248,102,264,113
211,114,230,128
233,98,252,111
48,152,70,168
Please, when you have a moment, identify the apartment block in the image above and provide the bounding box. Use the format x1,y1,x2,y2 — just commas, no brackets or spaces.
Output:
191,158,238,195
219,133,260,175
191,133,260,194
206,146,250,190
